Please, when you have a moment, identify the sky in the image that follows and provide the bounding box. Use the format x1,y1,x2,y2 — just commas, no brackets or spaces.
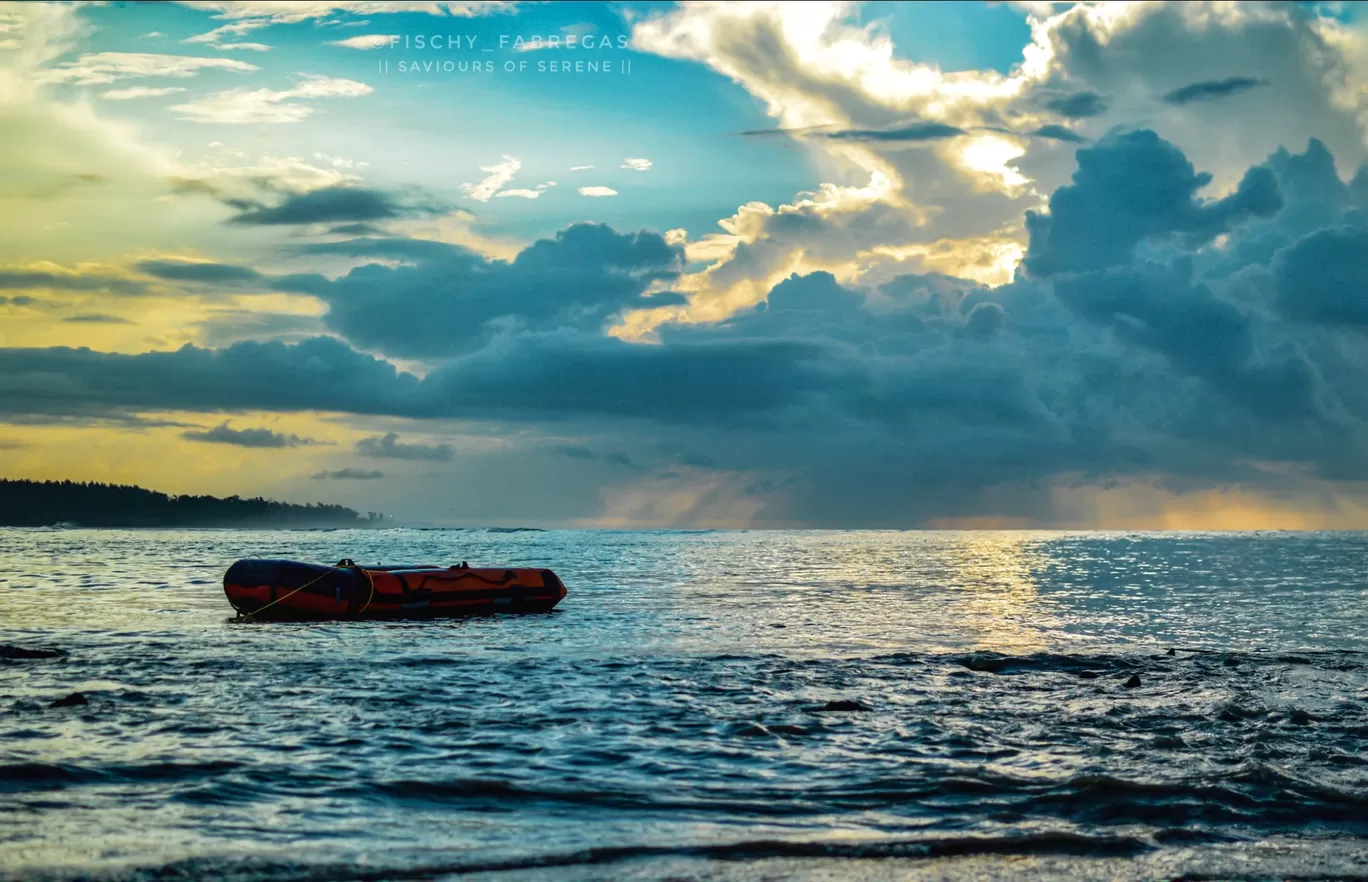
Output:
4,0,1368,529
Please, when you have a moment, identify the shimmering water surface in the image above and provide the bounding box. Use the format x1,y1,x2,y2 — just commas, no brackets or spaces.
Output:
2,529,1367,881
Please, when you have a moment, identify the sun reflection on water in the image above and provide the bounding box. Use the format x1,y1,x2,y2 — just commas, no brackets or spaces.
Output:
935,531,1059,652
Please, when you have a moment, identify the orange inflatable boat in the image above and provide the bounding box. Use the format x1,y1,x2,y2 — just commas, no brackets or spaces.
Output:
224,558,567,621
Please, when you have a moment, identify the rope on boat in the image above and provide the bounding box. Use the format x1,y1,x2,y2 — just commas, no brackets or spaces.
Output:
358,565,375,616
235,559,373,622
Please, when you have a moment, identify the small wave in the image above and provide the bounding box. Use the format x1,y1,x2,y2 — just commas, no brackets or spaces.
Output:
0,760,241,794
16,832,1151,881
0,644,66,660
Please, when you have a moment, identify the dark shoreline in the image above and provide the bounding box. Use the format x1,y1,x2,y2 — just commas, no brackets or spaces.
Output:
0,478,387,530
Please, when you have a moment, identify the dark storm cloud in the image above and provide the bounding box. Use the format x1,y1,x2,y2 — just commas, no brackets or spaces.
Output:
312,468,385,480
0,336,421,420
1023,129,1283,276
226,186,449,226
1161,76,1269,106
0,295,36,306
356,432,453,461
963,301,1006,339
1273,226,1368,327
420,331,859,426
136,260,263,284
275,222,686,357
1052,260,1323,421
182,421,324,448
1044,90,1110,118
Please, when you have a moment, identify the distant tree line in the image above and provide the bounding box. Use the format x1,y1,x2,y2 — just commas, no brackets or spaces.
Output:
0,479,387,528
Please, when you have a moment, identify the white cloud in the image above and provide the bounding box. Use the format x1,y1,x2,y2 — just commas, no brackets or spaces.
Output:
621,157,652,171
460,155,521,201
329,34,398,50
37,52,258,86
177,1,517,44
494,181,556,199
578,186,617,197
170,75,372,124
215,42,272,51
621,0,1368,343
569,164,593,170
174,149,365,201
101,86,188,101
314,151,369,170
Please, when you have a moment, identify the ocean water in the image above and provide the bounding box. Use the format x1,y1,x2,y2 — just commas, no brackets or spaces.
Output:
1,528,1367,881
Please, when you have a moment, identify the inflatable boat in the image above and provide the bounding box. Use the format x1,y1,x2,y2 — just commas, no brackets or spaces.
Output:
224,558,567,621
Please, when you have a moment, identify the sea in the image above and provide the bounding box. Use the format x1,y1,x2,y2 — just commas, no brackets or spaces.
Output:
1,528,1366,881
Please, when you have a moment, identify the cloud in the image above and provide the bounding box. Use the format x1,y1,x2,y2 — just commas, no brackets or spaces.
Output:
170,75,372,124
551,444,636,467
554,444,596,460
312,468,384,480
329,34,397,49
1161,76,1270,106
823,122,967,143
1022,129,1283,277
177,1,517,45
494,182,556,199
1030,124,1087,144
578,186,617,197
101,86,188,101
460,155,521,202
740,122,970,142
0,266,146,295
0,336,421,422
37,52,257,86
274,222,684,357
1043,90,1110,118
626,0,1368,324
963,301,1006,339
569,165,593,170
621,157,652,171
225,185,446,225
357,432,453,461
62,313,133,324
214,42,272,52
1274,226,1368,327
182,421,324,448
136,259,263,283
169,150,367,207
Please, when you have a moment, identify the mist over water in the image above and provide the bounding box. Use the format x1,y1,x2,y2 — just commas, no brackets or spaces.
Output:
2,529,1367,880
